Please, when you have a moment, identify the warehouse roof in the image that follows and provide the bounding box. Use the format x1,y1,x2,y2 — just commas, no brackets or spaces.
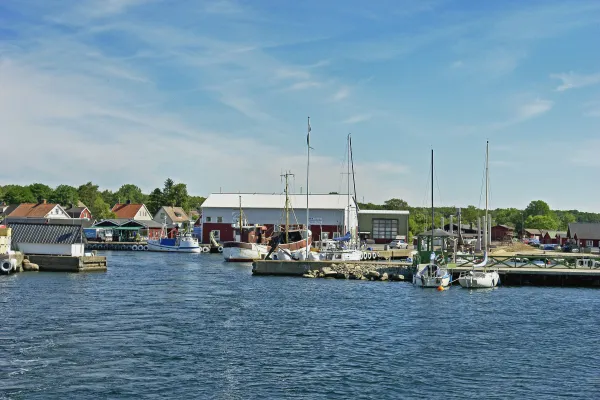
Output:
202,193,355,210
8,223,86,244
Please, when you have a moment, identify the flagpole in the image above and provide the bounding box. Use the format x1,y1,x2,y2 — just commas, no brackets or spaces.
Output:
306,116,310,257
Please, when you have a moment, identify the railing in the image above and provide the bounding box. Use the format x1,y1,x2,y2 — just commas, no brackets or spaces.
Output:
451,254,600,270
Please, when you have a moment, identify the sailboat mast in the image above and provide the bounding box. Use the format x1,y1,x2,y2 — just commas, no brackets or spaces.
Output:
350,134,358,245
306,117,310,256
431,149,434,253
347,133,351,236
485,140,489,253
284,172,291,244
239,195,243,241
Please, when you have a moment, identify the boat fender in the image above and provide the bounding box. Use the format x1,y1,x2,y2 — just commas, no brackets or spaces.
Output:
132,245,138,251
203,246,210,253
144,245,149,251
0,260,12,274
359,252,364,260
371,252,376,260
375,252,380,260
217,246,223,253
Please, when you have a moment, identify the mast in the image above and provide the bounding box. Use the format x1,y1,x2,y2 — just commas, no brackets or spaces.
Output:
306,117,310,256
281,171,294,244
485,140,489,253
431,149,434,255
239,195,243,241
350,134,358,247
347,133,351,236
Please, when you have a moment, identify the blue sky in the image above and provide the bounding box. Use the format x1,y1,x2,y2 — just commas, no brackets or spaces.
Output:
1,0,599,211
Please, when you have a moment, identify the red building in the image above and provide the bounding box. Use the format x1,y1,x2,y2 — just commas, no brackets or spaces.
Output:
567,223,600,248
491,225,514,241
65,206,92,220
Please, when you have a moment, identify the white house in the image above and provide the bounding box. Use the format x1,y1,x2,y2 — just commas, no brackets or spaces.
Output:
111,201,152,221
153,206,190,227
5,201,70,220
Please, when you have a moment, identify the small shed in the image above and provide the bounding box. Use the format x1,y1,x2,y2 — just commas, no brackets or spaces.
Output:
8,223,86,256
491,225,514,241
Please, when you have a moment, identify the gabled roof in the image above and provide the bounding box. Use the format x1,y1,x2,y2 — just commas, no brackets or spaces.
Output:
111,203,144,219
157,206,190,223
4,218,93,228
8,223,85,244
65,207,89,218
493,224,514,230
524,228,543,235
93,219,163,228
568,223,600,240
201,193,355,210
8,203,66,218
417,229,456,237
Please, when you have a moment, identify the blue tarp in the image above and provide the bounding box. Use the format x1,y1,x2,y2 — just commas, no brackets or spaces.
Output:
333,232,351,242
84,228,98,239
160,238,177,246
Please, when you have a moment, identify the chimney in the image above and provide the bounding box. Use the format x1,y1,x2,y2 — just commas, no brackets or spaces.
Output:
42,199,47,204
126,199,131,205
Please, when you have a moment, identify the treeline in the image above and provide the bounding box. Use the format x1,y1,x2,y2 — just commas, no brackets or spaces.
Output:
358,198,600,239
0,180,206,220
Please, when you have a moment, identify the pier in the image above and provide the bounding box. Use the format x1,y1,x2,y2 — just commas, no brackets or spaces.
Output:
27,255,107,272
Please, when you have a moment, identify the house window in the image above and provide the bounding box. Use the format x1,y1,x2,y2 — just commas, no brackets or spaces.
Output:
217,217,223,223
373,219,398,240
206,217,212,222
586,240,594,247
160,213,165,220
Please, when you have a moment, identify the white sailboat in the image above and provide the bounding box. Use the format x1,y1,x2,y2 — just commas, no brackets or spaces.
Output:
458,141,500,288
318,133,362,261
413,149,451,288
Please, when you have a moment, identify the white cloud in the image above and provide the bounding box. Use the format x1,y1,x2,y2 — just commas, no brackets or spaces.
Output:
550,71,600,91
332,86,350,102
516,98,553,119
342,114,372,124
287,81,320,91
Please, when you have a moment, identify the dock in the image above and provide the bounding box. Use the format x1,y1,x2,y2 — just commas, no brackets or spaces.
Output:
85,241,223,252
27,255,107,272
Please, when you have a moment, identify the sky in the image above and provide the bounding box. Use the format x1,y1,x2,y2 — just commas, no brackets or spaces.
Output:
1,0,599,211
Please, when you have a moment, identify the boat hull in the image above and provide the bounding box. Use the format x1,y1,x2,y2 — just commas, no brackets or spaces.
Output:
223,244,268,262
413,264,451,287
147,240,201,253
458,270,499,288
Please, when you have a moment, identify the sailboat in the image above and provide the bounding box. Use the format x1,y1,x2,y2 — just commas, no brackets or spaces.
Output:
413,149,451,288
458,141,500,288
318,133,363,262
222,196,270,262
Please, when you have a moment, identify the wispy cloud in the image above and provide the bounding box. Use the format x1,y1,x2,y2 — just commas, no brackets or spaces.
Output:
516,98,553,119
343,114,372,124
550,71,600,91
332,86,350,102
287,81,320,91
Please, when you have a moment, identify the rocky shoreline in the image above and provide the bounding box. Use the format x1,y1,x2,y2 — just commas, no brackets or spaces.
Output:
302,263,407,281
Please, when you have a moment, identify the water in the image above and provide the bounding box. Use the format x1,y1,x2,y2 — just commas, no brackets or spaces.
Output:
1,252,599,399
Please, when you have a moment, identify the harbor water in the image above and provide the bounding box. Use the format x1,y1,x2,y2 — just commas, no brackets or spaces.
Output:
1,252,599,399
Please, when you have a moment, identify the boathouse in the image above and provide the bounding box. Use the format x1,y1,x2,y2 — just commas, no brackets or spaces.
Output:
92,219,163,241
357,210,409,244
8,222,86,256
200,193,358,243
491,225,515,241
567,223,600,248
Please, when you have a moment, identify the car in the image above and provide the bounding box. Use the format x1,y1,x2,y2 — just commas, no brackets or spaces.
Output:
389,239,408,249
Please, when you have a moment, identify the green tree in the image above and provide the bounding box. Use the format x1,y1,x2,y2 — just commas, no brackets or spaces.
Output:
171,183,189,209
461,205,480,225
557,212,576,230
384,198,409,210
163,178,175,205
525,214,559,230
115,184,144,204
28,183,54,203
188,196,206,211
78,182,100,208
100,190,116,207
2,185,36,204
50,185,79,206
147,188,163,215
524,200,551,218
91,197,116,220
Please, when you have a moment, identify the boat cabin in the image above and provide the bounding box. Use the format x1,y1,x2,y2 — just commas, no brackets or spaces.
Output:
416,228,456,264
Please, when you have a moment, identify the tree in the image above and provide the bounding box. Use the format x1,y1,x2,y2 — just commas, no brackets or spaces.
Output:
524,200,551,218
171,183,189,209
78,182,100,208
525,214,559,230
28,183,54,203
115,184,144,204
384,198,409,210
50,185,79,206
188,196,206,211
493,207,521,227
2,185,36,204
557,212,576,230
163,178,175,205
147,188,163,215
91,197,115,220
461,205,480,225
100,190,116,207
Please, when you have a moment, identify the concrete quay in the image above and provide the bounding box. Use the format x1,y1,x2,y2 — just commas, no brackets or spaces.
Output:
27,255,107,272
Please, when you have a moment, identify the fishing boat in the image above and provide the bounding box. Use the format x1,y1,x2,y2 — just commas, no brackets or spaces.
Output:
459,141,500,288
413,149,451,288
147,221,201,253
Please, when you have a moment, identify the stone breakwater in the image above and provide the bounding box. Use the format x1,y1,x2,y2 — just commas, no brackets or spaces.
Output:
303,264,406,281
252,260,414,281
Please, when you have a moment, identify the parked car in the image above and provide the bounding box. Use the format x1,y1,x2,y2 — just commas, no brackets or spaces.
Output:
389,239,408,249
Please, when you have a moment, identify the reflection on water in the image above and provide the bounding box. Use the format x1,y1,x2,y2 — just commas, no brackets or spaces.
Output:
1,251,599,399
